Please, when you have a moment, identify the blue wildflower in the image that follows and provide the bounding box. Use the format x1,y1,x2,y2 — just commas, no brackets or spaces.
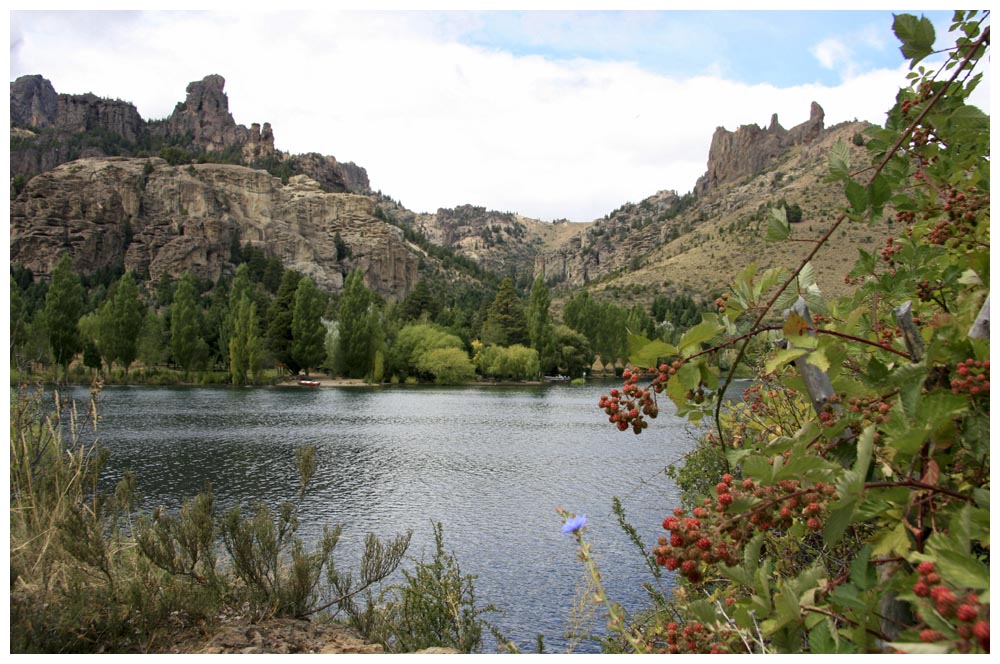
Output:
561,514,587,534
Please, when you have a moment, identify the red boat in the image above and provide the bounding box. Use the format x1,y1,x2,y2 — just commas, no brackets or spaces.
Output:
297,380,321,387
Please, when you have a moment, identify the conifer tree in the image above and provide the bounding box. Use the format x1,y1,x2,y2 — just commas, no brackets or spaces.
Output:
481,277,529,347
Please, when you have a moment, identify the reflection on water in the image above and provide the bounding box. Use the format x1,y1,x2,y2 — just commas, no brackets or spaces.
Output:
62,381,746,652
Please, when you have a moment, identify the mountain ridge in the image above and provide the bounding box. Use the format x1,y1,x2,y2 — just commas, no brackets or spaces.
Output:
10,73,883,308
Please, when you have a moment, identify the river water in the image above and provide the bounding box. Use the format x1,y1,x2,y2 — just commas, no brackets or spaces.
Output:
60,380,742,653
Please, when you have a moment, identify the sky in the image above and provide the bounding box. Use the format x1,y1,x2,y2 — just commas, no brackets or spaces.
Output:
8,4,991,222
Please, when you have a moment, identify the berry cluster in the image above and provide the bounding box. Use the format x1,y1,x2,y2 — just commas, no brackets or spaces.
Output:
713,292,730,313
845,394,892,425
599,363,680,434
950,359,989,398
658,621,735,654
880,237,904,266
927,187,988,247
913,562,990,653
653,475,838,584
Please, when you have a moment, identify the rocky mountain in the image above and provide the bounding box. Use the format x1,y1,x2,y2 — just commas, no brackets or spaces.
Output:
10,74,884,310
9,157,417,298
10,74,369,195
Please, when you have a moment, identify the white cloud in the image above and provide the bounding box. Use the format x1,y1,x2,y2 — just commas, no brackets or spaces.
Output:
9,11,989,222
812,37,852,71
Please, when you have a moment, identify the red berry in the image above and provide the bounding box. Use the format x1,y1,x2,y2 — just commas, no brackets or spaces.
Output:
972,621,989,640
913,582,931,597
917,561,936,576
957,604,979,622
806,517,822,531
920,629,944,643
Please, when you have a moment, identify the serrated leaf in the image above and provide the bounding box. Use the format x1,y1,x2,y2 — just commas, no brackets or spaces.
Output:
845,179,868,212
872,522,910,557
868,173,892,210
893,13,936,66
783,310,810,338
798,262,817,288
766,347,808,374
828,140,851,180
947,104,989,133
678,318,720,353
767,206,791,242
629,338,677,369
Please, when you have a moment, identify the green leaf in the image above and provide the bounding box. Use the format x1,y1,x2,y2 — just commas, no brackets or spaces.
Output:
628,336,676,369
872,522,910,557
765,347,809,374
828,140,852,180
845,179,868,213
678,318,720,353
947,104,989,134
767,206,791,242
868,173,893,213
893,13,936,66
850,544,876,590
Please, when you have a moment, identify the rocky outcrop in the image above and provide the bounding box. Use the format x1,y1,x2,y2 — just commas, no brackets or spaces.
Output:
10,74,377,194
293,153,370,195
695,102,825,196
10,75,59,128
10,75,145,141
10,157,418,299
152,74,274,162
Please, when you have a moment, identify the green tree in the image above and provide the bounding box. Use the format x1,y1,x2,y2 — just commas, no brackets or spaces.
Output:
398,279,440,322
43,256,85,378
335,270,383,379
291,276,327,375
553,325,594,378
266,269,303,374
228,294,263,385
95,272,146,374
480,277,529,347
415,347,476,385
387,323,465,380
137,310,169,368
527,273,557,374
170,272,209,375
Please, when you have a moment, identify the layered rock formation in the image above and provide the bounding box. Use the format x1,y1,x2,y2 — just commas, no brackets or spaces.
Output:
10,157,416,298
695,102,825,196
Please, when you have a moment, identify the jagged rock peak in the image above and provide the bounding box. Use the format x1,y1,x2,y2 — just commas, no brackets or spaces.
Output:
10,74,59,128
695,102,825,197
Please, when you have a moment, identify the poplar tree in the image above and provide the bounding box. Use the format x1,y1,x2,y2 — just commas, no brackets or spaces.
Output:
291,276,326,375
527,273,557,373
335,270,382,379
170,272,209,375
97,271,145,374
43,255,84,378
265,269,302,374
228,294,263,385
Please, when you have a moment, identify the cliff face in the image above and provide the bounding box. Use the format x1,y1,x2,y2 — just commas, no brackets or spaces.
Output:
695,102,825,196
10,74,370,195
10,157,416,298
